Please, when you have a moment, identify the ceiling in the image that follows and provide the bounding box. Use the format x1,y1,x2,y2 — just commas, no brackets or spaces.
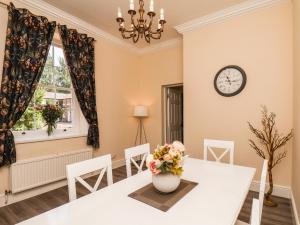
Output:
41,0,247,48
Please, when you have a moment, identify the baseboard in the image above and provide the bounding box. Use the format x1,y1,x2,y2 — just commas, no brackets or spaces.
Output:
112,159,126,169
291,190,300,225
250,180,291,199
0,158,126,207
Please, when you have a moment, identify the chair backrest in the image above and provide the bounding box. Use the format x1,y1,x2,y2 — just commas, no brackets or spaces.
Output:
249,160,268,225
203,139,234,164
258,160,268,222
66,154,113,202
250,199,260,225
125,143,150,177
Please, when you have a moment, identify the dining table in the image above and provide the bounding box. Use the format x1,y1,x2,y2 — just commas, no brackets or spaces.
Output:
16,158,256,225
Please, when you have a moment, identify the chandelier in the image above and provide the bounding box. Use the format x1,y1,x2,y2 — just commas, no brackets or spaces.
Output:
116,0,166,43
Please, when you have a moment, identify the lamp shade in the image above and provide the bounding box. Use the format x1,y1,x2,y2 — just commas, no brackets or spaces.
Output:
134,106,148,117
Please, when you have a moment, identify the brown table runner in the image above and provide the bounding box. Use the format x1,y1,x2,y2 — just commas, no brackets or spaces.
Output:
128,179,198,212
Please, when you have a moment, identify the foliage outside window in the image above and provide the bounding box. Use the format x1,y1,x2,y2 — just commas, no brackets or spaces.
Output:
13,44,74,132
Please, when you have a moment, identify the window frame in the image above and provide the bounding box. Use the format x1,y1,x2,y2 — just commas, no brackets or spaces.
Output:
13,39,88,144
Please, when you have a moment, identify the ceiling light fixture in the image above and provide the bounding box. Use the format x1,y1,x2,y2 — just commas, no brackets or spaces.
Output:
116,0,166,44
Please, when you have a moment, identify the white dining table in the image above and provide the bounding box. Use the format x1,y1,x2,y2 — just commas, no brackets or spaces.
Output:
17,158,256,225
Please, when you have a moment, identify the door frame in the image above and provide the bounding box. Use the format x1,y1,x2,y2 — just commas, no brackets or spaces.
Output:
161,83,183,144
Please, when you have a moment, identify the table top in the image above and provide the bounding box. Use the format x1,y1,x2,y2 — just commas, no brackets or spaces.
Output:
17,158,256,225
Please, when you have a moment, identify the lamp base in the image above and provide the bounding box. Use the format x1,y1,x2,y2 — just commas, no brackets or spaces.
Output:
134,118,148,146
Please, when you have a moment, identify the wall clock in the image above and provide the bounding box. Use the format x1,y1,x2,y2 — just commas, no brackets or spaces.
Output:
214,65,247,97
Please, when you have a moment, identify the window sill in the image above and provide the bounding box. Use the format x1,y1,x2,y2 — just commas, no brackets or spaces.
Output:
14,132,87,144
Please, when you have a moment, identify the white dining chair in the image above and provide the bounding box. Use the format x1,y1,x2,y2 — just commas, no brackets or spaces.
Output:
66,154,113,202
125,143,150,177
236,160,268,225
204,139,235,164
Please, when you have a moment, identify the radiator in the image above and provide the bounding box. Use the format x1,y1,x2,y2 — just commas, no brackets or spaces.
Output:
10,149,93,194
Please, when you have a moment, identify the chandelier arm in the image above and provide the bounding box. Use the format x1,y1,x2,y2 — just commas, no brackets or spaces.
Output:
122,33,134,39
149,31,162,40
146,15,154,32
122,29,136,33
147,28,163,36
133,32,140,43
144,33,151,43
120,29,136,39
130,13,138,30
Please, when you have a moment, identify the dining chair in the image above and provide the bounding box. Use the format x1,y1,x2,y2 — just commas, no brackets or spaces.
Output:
125,143,150,177
204,139,235,164
66,154,113,202
235,160,268,225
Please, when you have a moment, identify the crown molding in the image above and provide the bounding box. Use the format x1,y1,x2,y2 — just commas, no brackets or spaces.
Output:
14,0,140,54
137,38,182,55
175,0,290,34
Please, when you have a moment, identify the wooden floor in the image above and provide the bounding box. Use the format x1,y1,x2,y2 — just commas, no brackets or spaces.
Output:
0,165,296,225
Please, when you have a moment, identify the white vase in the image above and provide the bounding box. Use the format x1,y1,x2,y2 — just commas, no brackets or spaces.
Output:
152,173,181,193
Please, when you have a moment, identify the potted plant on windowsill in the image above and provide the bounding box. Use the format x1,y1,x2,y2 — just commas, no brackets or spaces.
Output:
248,106,293,207
41,104,63,136
146,141,186,193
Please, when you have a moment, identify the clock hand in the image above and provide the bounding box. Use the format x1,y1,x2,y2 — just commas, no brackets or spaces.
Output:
226,76,232,85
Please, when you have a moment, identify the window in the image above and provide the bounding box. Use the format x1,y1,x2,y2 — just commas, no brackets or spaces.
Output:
13,42,87,142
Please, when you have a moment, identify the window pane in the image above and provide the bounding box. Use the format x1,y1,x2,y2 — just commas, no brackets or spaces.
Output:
44,87,57,105
34,88,46,130
54,46,65,67
45,46,53,66
56,89,73,129
13,106,35,131
41,66,54,86
13,87,46,131
54,66,71,88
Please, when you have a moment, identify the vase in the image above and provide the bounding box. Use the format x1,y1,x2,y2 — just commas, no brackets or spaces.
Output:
152,173,181,193
46,123,56,136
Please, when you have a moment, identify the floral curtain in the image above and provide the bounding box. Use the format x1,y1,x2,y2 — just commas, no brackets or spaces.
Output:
0,3,56,167
58,25,99,148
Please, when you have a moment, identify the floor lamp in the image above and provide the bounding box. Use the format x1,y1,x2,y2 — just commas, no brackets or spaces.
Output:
134,106,148,146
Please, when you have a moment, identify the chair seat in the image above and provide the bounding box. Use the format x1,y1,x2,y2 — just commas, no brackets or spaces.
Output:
235,220,249,225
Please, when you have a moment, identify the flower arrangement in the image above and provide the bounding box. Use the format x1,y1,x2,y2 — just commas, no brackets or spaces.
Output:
41,104,63,136
147,141,185,176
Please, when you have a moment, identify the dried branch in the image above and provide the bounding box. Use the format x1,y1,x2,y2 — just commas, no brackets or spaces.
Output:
272,151,287,168
273,130,293,152
247,122,268,146
249,139,266,159
248,105,293,202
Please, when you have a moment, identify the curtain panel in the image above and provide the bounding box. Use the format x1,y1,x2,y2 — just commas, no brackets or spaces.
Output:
0,3,56,167
58,25,100,148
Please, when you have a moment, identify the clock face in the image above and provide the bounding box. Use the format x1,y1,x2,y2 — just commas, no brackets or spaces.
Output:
214,66,247,97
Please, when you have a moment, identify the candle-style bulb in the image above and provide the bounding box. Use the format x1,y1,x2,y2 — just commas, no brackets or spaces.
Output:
160,8,165,20
117,7,122,18
150,0,154,12
130,0,134,10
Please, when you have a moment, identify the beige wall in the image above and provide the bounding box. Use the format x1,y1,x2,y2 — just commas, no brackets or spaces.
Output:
293,0,300,217
183,2,293,185
0,4,140,194
138,45,183,149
